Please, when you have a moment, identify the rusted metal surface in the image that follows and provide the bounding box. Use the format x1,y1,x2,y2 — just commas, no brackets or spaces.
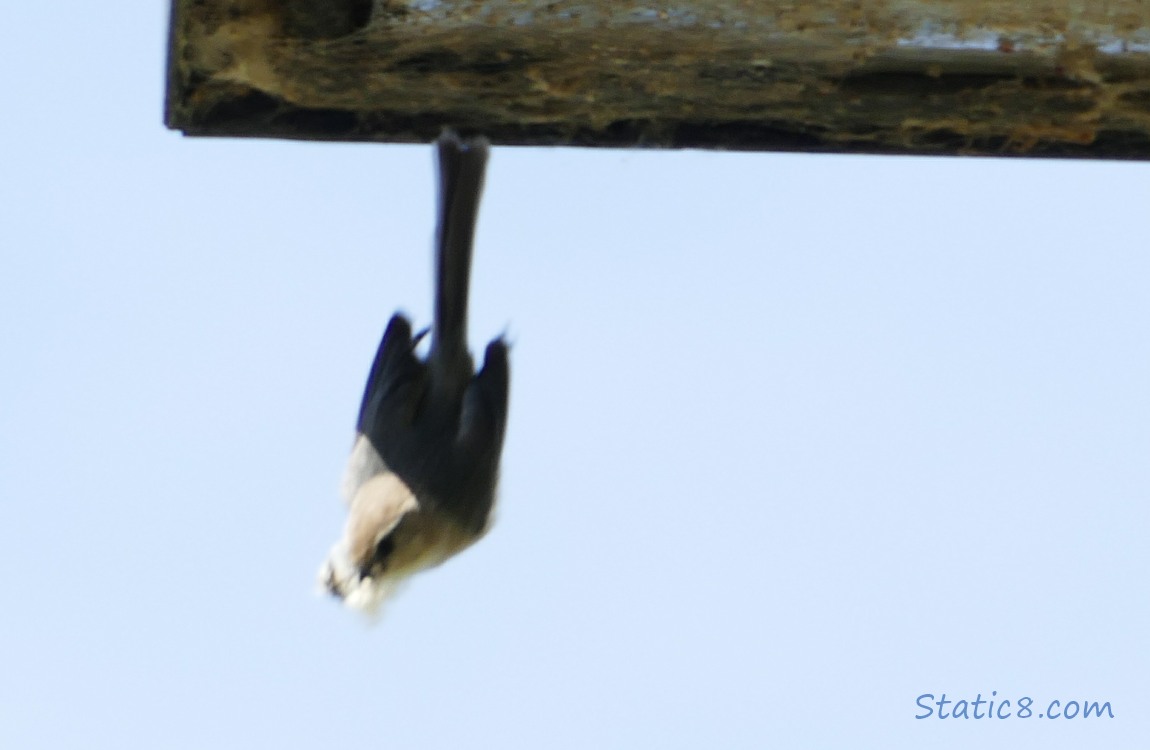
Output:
166,1,1150,158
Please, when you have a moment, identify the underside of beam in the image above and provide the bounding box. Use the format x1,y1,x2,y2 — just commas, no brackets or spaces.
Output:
166,1,1150,158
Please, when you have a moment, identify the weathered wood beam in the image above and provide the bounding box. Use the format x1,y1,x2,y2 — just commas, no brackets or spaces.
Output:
166,1,1150,158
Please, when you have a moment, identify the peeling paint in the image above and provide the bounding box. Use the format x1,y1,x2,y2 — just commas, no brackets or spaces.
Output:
167,0,1150,158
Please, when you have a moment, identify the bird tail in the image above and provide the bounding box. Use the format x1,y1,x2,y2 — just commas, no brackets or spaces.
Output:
431,131,489,376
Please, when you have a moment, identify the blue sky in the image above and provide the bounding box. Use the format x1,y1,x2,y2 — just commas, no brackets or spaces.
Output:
2,4,1147,749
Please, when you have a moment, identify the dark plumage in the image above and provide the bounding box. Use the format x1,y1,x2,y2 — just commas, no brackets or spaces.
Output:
321,132,509,613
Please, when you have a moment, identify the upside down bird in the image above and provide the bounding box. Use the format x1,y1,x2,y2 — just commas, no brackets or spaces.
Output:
320,133,510,614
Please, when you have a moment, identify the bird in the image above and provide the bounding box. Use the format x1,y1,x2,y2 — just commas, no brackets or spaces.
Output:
319,131,510,614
